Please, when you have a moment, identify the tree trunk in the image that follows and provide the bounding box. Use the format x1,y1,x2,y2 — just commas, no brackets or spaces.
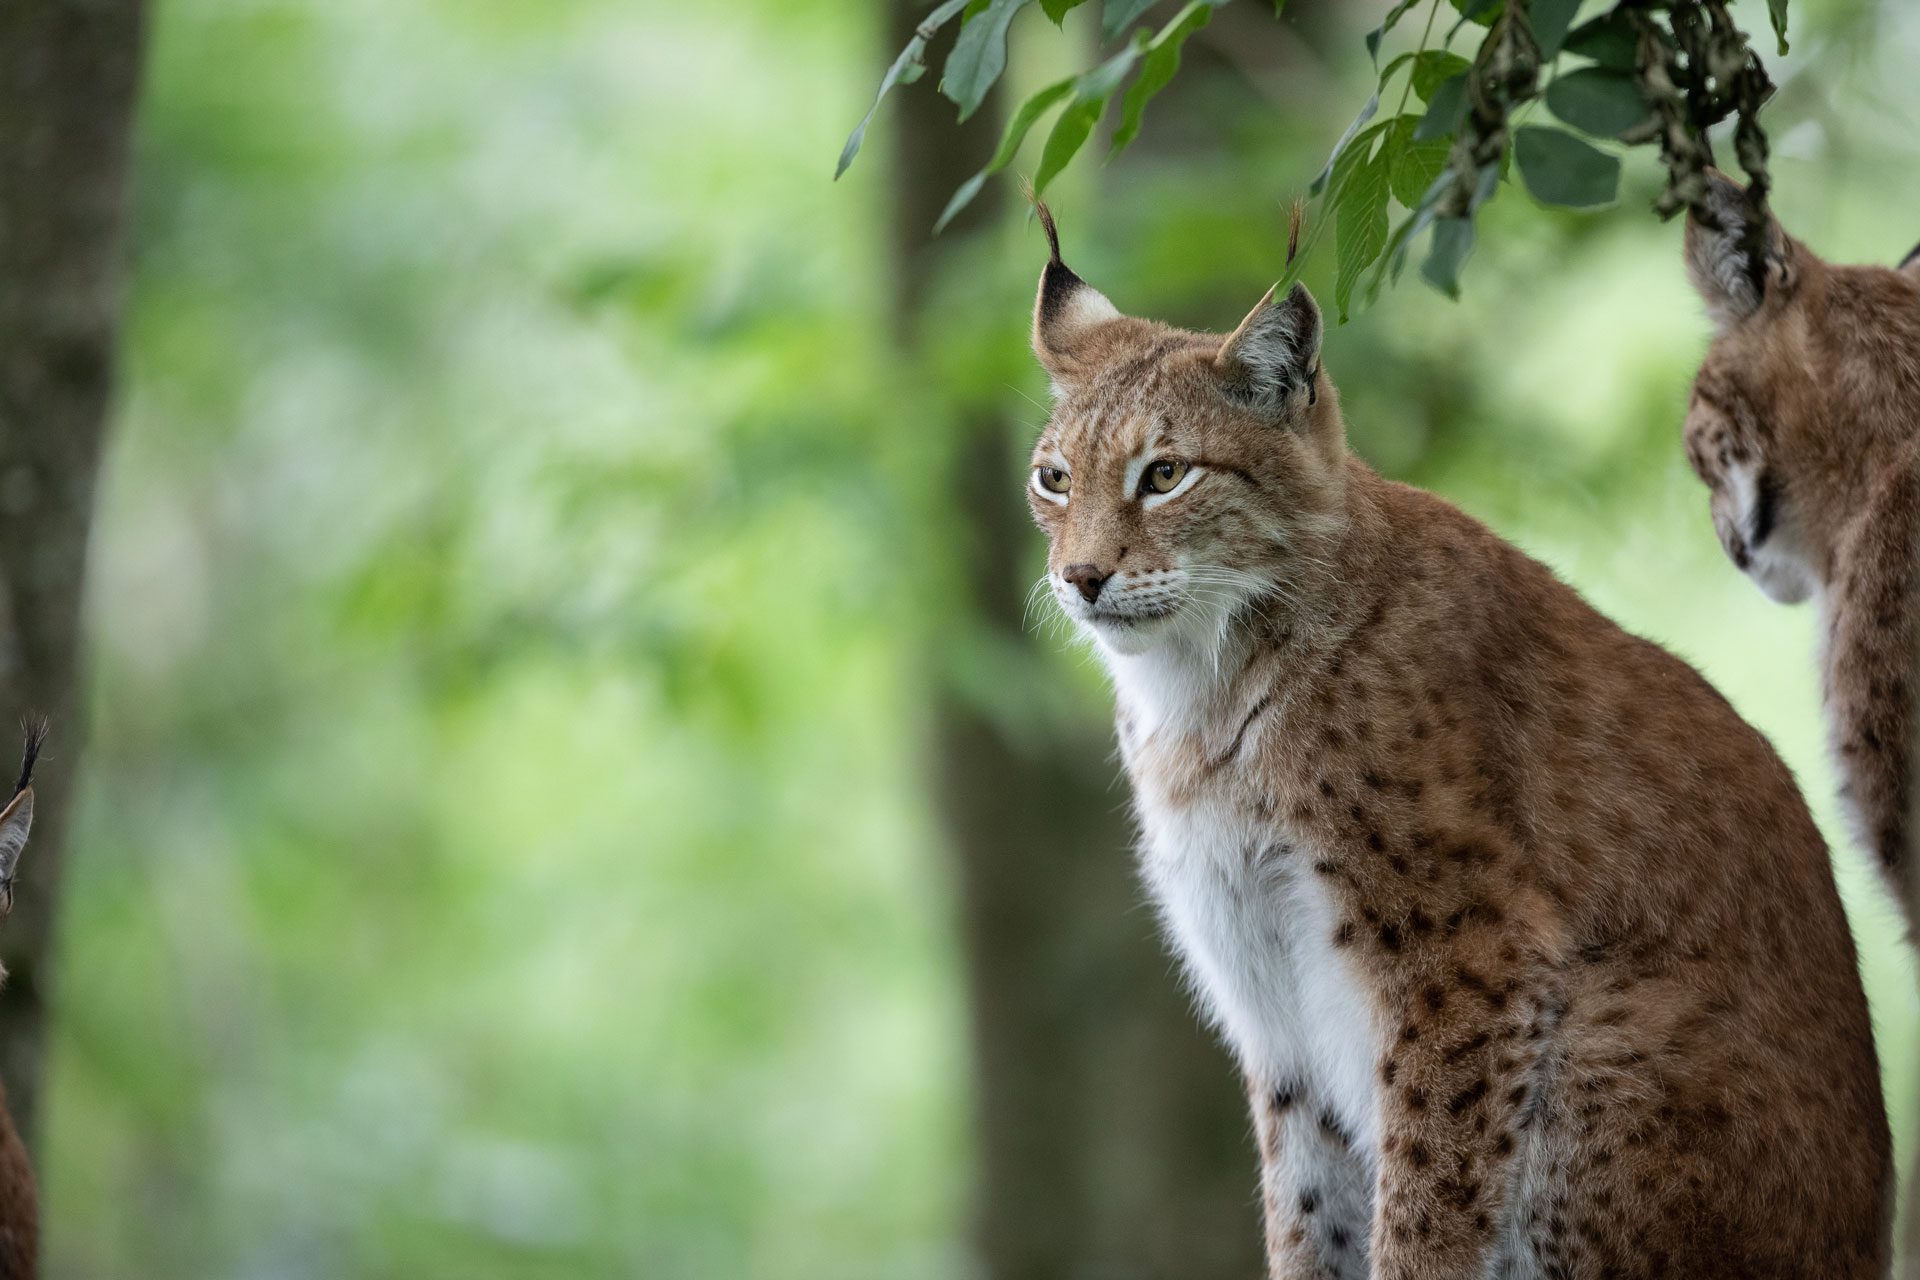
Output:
0,0,149,1148
884,6,1260,1278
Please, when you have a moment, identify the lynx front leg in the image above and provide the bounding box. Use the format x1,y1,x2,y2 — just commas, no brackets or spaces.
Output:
1365,964,1545,1280
1251,1080,1372,1280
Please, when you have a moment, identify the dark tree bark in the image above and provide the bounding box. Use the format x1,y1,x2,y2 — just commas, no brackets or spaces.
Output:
884,6,1259,1278
0,0,149,1147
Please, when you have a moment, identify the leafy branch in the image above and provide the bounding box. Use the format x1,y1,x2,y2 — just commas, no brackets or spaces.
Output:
838,0,1786,311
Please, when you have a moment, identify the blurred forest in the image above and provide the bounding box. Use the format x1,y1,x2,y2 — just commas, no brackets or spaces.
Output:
13,0,1920,1275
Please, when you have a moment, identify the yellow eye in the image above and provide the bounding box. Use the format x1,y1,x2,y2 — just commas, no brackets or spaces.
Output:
1035,466,1071,495
1142,459,1189,495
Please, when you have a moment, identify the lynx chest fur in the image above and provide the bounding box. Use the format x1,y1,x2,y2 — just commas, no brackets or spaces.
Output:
1118,654,1385,1164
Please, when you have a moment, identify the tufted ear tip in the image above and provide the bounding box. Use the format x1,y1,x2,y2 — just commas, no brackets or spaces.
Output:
1033,194,1063,264
1684,170,1794,330
1030,202,1122,384
1037,258,1107,330
1214,281,1322,417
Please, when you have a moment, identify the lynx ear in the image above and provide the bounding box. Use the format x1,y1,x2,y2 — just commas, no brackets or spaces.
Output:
0,720,46,911
1031,202,1121,388
0,788,30,896
1685,170,1795,330
1898,239,1920,284
1214,282,1322,417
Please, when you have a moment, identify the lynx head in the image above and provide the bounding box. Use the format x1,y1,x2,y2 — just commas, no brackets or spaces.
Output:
1026,206,1348,660
1682,170,1920,604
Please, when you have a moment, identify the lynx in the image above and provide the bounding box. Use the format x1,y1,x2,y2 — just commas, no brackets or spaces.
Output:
1680,168,1920,1269
1025,203,1889,1278
1681,170,1920,917
0,724,44,1280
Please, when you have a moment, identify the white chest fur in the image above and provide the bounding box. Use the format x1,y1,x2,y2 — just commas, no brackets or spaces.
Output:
1103,627,1385,1158
1136,794,1385,1158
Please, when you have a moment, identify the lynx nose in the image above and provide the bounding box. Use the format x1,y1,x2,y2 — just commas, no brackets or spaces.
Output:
1062,563,1110,603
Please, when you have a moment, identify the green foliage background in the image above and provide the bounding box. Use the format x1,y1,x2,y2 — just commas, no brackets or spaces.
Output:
33,0,1920,1275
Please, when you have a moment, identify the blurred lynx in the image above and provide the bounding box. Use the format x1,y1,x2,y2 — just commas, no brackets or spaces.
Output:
1025,203,1889,1278
0,723,42,1280
1681,170,1920,925
1680,168,1920,1271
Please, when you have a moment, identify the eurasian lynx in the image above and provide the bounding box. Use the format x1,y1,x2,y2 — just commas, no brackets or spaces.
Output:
1681,170,1920,919
0,723,40,1280
1027,204,1889,1278
1680,167,1920,1272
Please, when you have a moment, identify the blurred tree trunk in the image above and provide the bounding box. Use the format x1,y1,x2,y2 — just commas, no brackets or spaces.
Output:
884,7,1259,1279
0,0,148,1146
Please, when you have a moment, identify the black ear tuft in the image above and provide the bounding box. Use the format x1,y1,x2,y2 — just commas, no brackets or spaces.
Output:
13,716,45,802
1035,197,1063,264
1214,282,1323,417
1030,200,1122,384
1033,199,1093,334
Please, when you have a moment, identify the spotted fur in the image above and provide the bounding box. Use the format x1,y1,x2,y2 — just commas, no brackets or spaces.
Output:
1028,210,1890,1278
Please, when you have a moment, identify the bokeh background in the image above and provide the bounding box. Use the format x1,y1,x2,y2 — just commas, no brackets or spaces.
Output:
31,0,1920,1274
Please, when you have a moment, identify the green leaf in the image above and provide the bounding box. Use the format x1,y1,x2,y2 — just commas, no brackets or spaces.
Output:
1529,0,1581,59
942,0,1035,122
1328,120,1379,190
1373,206,1425,296
1111,2,1218,157
1446,0,1502,29
1513,124,1621,209
1385,116,1449,207
1564,12,1637,71
1367,140,1478,302
1317,120,1389,239
1335,147,1391,321
1041,0,1091,22
935,76,1077,231
1370,214,1416,300
837,0,973,178
1414,71,1468,142
1768,0,1789,55
1371,174,1445,296
1410,50,1470,101
1101,0,1158,40
1478,152,1504,206
1365,0,1424,65
1311,91,1381,194
1033,34,1149,194
1544,67,1650,139
1035,103,1106,195
1421,215,1475,297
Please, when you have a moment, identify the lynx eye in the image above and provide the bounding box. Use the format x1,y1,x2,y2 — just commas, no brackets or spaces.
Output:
1035,466,1071,495
1141,459,1190,495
